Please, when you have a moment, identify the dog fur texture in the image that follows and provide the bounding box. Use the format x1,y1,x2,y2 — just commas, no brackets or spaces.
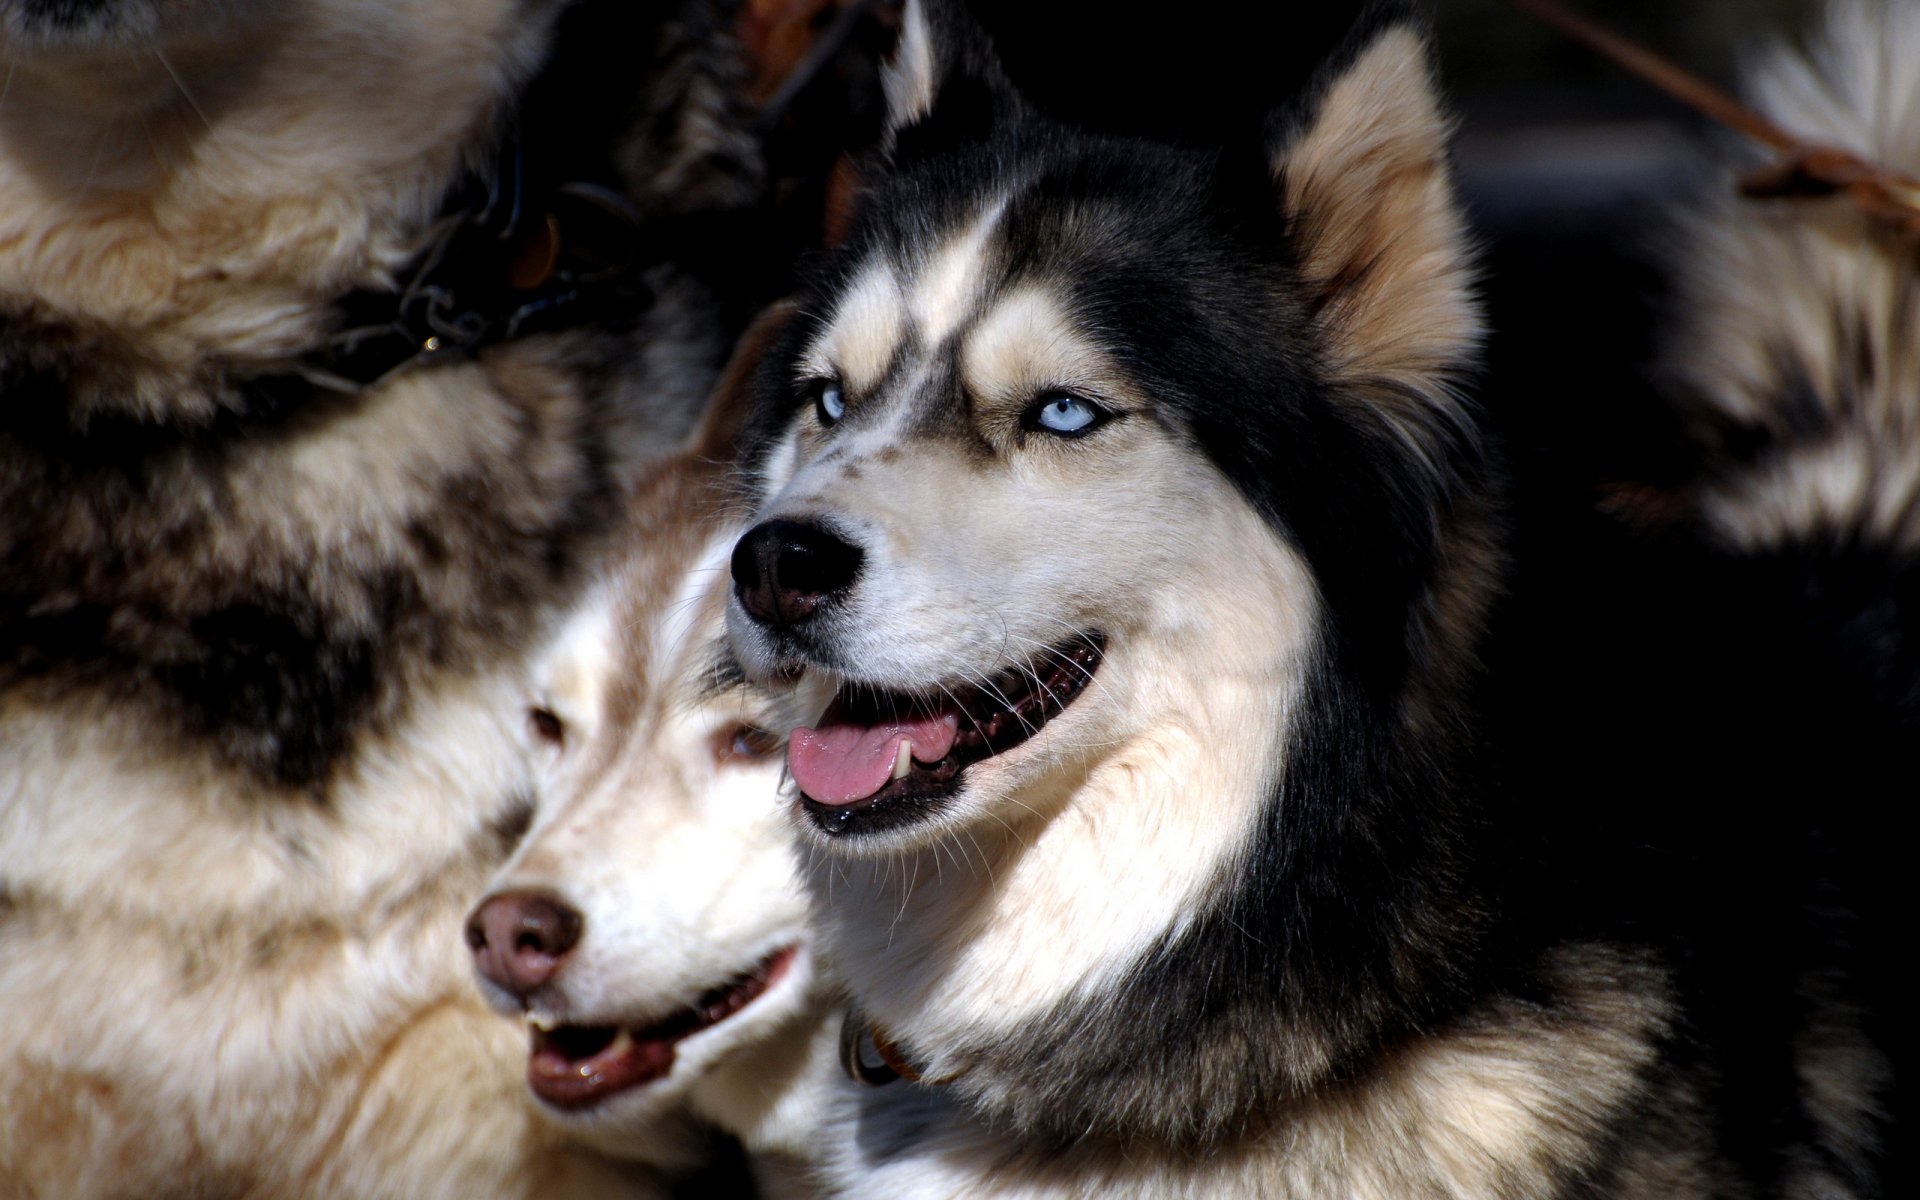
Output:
0,1,765,1195
722,1,1899,1195
468,310,841,1197
1662,0,1920,564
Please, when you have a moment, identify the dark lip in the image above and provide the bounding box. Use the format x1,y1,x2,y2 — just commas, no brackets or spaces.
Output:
799,632,1106,838
527,944,800,1111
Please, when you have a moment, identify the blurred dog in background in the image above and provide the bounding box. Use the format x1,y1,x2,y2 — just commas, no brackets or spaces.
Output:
0,0,779,1194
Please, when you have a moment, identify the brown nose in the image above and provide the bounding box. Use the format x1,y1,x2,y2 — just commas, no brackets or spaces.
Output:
731,518,864,629
465,890,583,1001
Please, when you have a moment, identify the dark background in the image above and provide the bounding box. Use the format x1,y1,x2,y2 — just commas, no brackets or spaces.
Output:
963,0,1824,490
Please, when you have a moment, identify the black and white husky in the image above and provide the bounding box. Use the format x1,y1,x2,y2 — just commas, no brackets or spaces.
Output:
723,0,1901,1194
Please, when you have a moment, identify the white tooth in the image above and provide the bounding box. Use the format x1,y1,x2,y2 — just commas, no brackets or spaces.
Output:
527,1012,559,1032
891,739,913,780
607,1028,635,1058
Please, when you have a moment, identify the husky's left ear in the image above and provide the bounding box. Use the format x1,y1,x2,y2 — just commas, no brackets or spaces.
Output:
1271,6,1479,410
881,0,1025,151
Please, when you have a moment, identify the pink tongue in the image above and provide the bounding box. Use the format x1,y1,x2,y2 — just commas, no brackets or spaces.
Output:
789,710,960,806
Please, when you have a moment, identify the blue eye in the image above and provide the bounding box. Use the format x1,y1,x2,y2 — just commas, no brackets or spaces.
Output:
1026,393,1109,437
814,378,846,426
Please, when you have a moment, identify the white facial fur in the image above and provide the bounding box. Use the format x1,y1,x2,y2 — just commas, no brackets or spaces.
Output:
480,529,830,1165
731,217,1322,1051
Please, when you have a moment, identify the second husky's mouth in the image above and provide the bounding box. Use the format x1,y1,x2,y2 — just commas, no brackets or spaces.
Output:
789,633,1105,834
527,945,798,1110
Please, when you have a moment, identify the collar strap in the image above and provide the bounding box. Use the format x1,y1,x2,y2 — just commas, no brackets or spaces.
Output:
281,141,656,395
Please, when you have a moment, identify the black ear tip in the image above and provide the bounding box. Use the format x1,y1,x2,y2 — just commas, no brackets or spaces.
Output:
1264,0,1435,145
1359,0,1422,29
1325,0,1432,76
1348,0,1430,55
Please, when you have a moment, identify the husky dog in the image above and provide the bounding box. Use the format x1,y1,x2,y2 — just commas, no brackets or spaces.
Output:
468,311,840,1196
0,0,765,1195
723,0,1896,1195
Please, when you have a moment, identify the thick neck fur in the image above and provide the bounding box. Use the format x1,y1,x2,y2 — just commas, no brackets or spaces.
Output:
833,946,1685,1200
809,583,1503,1149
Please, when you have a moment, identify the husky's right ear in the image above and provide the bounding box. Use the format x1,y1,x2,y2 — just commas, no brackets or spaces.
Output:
880,0,1025,152
1268,3,1479,433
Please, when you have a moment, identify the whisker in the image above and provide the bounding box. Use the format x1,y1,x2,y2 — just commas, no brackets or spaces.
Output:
152,47,213,133
887,853,921,948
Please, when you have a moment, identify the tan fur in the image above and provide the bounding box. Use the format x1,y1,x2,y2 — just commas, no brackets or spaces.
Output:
803,261,904,396
1277,27,1481,460
0,1,546,421
878,0,938,143
908,200,1009,346
0,684,668,1199
775,282,1321,1054
753,255,1676,1199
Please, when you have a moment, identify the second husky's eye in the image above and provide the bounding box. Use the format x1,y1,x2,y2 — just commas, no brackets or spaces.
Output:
529,707,564,745
812,378,846,426
1025,392,1109,437
714,723,782,765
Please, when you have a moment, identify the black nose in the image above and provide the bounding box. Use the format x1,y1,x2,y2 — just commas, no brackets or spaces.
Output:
731,518,864,629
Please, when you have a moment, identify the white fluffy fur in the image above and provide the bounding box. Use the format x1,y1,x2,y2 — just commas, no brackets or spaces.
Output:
877,0,937,144
475,453,840,1194
0,676,658,1198
743,242,1651,1200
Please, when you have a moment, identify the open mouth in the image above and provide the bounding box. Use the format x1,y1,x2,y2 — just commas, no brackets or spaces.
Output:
527,945,798,1110
788,633,1105,834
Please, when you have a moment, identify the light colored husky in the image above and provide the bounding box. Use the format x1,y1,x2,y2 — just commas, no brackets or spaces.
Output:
469,312,839,1197
0,0,761,1195
721,0,1898,1195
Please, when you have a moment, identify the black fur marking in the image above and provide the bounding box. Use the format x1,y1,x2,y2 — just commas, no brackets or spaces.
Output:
696,646,751,701
17,0,113,29
0,309,631,790
1490,496,1910,1195
0,401,621,791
